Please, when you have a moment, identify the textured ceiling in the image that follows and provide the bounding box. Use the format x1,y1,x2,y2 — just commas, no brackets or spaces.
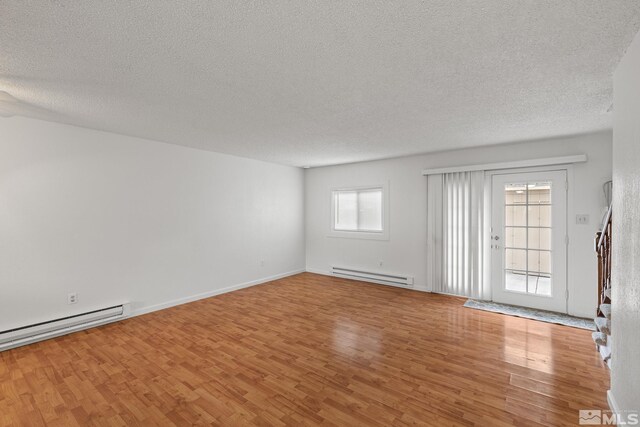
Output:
1,1,640,167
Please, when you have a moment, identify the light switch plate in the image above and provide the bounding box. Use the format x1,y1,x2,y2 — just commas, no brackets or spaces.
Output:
67,293,78,304
576,214,589,225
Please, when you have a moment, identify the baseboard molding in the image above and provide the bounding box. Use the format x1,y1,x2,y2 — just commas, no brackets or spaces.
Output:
305,268,332,277
305,268,431,293
131,269,305,318
607,390,620,417
569,310,594,319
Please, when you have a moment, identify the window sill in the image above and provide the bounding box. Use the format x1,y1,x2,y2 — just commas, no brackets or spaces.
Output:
327,230,389,241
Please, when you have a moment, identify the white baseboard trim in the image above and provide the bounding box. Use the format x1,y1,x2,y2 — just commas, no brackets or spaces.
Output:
607,389,620,417
131,269,305,318
569,310,594,319
305,268,332,277
305,268,431,293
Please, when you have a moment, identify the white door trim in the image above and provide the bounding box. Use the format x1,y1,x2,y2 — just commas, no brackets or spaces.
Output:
488,167,571,313
484,164,574,307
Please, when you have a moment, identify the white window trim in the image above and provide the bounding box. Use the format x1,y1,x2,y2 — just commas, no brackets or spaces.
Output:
328,183,390,240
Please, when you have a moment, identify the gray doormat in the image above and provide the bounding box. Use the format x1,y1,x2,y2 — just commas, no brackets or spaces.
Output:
463,299,595,330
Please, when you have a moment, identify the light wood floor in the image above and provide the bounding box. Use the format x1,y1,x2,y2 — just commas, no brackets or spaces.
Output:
0,273,609,426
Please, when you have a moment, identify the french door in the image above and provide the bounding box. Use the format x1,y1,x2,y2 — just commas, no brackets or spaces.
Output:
490,170,567,313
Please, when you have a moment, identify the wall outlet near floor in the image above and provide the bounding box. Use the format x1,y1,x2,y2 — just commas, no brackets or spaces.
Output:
378,260,383,267
260,260,265,267
576,214,590,225
67,293,78,304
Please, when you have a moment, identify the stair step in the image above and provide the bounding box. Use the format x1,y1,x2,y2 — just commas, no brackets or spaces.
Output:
592,331,607,346
595,317,611,335
604,288,611,300
600,303,611,319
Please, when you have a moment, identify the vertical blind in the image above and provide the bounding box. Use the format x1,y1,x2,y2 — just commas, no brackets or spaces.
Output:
427,171,486,298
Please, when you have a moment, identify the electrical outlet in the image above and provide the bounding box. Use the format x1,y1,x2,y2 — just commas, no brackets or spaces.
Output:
260,260,265,267
67,293,78,304
378,260,383,267
576,214,589,225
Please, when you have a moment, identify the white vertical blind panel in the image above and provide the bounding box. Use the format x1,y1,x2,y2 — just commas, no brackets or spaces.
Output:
428,171,485,298
426,175,443,292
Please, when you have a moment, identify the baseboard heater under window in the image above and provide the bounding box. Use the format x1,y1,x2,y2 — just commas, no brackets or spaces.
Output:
331,266,414,287
0,303,131,352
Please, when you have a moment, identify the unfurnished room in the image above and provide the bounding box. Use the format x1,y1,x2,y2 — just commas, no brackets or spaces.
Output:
1,2,640,426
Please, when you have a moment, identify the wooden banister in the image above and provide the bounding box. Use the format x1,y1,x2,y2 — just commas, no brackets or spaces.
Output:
595,205,612,317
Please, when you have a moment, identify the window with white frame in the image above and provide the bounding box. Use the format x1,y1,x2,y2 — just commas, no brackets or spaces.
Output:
332,187,383,232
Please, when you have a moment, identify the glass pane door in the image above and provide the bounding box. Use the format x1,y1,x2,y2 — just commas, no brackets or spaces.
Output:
504,182,552,296
491,170,567,313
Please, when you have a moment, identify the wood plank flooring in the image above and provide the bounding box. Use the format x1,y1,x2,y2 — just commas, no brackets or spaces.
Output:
0,273,609,426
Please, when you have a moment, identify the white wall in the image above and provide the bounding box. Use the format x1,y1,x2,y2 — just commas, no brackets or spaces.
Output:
306,132,612,317
611,28,640,413
0,117,305,331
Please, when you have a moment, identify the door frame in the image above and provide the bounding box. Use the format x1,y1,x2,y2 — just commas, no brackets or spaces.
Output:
484,164,574,313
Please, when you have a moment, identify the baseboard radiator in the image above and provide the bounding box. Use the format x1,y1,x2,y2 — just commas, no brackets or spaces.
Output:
330,266,414,287
0,303,131,352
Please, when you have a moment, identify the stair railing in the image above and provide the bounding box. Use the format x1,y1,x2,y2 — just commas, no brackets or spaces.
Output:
595,205,612,317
